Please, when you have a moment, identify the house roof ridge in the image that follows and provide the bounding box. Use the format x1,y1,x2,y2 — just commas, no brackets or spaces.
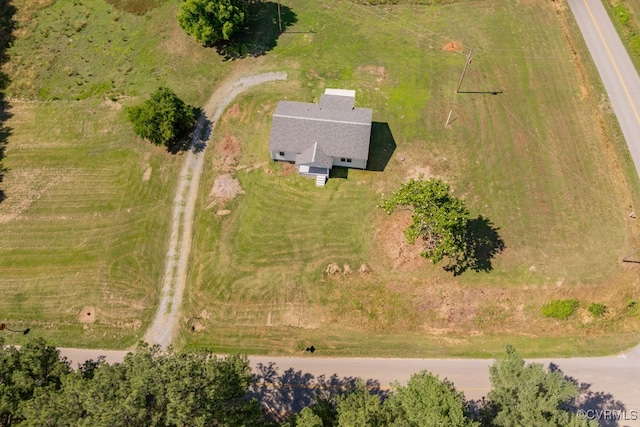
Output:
272,113,371,126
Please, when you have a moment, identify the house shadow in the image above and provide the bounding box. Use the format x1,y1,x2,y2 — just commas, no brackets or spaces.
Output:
366,122,396,172
0,0,16,205
216,1,297,60
443,215,505,276
249,361,387,424
330,167,348,179
548,363,628,427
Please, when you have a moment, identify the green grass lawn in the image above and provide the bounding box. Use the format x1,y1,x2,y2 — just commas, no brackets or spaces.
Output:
0,100,181,348
179,0,640,357
0,0,232,348
5,0,231,105
2,0,640,356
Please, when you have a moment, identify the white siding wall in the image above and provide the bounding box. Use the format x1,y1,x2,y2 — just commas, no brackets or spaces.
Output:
271,150,298,162
332,158,367,169
272,151,368,170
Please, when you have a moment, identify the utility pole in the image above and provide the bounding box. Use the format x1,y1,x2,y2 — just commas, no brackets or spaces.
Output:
278,0,282,34
445,109,453,127
455,48,473,93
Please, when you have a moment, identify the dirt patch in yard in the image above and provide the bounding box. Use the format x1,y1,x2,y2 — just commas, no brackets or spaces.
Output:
208,174,244,203
223,103,241,121
443,41,463,52
376,210,424,271
276,162,297,176
216,131,242,172
142,166,152,181
78,306,96,323
102,98,122,110
359,65,387,82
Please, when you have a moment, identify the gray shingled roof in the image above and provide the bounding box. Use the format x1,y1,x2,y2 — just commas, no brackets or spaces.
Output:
295,142,333,169
319,94,354,110
269,98,373,160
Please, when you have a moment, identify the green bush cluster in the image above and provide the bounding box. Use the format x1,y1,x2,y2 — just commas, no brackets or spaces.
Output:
541,299,579,320
610,1,640,60
127,86,196,150
588,303,607,318
614,3,630,25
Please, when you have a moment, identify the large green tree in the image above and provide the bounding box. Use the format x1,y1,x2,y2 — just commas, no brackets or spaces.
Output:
127,86,196,150
282,397,336,427
379,178,470,265
0,337,70,426
385,371,478,427
487,345,596,427
335,380,386,427
177,0,248,46
283,407,324,427
18,342,266,427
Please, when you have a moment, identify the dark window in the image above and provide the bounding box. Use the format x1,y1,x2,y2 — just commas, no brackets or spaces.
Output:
346,158,352,163
279,151,285,156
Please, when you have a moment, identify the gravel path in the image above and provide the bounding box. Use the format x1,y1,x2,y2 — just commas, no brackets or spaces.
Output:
143,72,287,349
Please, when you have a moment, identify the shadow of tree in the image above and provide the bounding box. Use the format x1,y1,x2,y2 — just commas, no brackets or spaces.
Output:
444,215,505,276
249,362,386,424
166,108,207,154
549,363,628,427
216,1,297,60
0,0,16,205
367,122,396,172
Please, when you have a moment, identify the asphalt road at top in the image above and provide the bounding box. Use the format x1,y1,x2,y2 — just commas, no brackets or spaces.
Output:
568,0,640,179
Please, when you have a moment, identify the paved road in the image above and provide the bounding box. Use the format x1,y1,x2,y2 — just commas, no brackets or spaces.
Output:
568,0,640,179
58,346,640,426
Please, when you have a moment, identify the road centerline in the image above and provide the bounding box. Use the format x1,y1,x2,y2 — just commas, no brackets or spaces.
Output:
581,0,640,127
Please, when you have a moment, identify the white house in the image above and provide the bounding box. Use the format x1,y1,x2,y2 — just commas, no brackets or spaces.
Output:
269,89,373,186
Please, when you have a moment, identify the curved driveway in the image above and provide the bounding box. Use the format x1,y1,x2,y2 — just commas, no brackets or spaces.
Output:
568,0,640,178
143,72,287,349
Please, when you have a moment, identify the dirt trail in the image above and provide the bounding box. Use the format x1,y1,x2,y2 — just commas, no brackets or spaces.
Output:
143,71,287,349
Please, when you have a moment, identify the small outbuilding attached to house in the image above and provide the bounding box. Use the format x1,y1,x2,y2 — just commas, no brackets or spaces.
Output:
269,89,373,186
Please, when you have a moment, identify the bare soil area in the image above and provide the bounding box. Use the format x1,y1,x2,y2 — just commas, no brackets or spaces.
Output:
209,174,245,203
443,41,463,52
77,306,96,324
216,131,242,172
375,210,424,271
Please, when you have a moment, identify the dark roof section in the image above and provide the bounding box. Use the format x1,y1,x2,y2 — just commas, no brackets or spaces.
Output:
269,98,373,160
296,142,333,168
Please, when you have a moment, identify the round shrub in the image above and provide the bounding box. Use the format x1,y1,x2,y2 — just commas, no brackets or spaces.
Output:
588,303,606,318
541,299,579,320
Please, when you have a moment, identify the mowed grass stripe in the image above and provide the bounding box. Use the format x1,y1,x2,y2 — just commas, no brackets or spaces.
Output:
0,100,180,347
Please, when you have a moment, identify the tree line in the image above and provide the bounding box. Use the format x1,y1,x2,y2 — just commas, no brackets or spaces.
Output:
0,338,597,426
